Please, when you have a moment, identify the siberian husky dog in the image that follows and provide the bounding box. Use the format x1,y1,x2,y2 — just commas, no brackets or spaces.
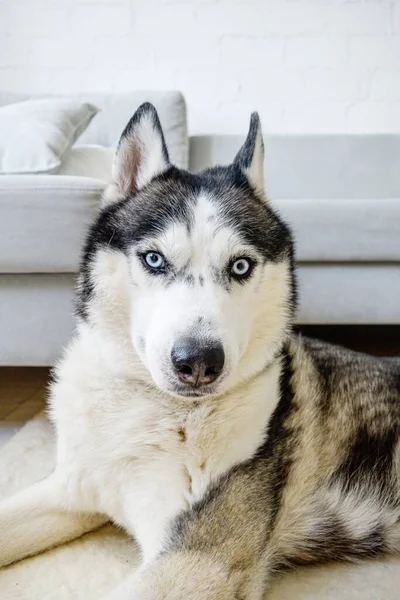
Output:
0,104,399,600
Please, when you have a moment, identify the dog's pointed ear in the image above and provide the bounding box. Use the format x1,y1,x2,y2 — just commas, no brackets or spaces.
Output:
109,103,170,199
234,112,265,197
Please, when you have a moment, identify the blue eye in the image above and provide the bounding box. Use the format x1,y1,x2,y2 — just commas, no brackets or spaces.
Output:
231,258,251,277
144,252,165,270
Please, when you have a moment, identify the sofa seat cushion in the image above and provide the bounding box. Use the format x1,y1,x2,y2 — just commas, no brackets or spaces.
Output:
0,175,105,273
276,198,400,262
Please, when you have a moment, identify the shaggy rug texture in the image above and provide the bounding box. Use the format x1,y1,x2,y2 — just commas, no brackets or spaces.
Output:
0,412,399,600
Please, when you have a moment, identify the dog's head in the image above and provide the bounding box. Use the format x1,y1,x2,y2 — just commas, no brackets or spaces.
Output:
77,103,296,398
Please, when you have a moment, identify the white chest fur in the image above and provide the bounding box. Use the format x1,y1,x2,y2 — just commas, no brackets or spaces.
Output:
50,333,281,563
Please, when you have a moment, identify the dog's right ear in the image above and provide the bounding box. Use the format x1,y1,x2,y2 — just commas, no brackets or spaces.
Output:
234,112,265,199
103,103,170,205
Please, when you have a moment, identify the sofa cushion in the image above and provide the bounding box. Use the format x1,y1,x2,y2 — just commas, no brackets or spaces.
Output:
0,91,188,169
0,99,98,175
58,145,114,180
276,198,400,262
0,176,105,273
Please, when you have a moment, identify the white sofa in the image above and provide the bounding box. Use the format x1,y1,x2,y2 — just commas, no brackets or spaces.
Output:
0,91,399,365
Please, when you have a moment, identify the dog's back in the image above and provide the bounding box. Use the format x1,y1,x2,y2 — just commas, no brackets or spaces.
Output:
275,336,400,565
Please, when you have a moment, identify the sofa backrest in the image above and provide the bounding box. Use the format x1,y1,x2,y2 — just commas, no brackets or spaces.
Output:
189,135,400,200
0,91,188,169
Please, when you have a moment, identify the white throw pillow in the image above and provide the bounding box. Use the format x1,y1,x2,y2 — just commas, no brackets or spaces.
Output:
58,144,114,182
0,98,98,174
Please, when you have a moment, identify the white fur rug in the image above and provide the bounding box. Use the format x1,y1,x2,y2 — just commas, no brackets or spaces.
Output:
1,412,399,600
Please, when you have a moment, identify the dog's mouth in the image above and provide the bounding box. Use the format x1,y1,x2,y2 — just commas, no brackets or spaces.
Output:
163,376,226,400
172,389,217,400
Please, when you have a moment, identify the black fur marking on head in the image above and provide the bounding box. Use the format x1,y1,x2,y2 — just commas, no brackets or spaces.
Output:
76,164,296,320
75,202,128,320
180,272,195,286
234,112,263,171
197,164,294,264
211,265,229,291
75,168,196,319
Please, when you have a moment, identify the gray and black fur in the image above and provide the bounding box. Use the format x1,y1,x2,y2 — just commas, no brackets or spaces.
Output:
76,104,399,596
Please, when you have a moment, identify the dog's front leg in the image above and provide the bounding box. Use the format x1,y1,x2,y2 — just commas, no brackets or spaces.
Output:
103,515,273,600
0,473,107,567
104,551,254,600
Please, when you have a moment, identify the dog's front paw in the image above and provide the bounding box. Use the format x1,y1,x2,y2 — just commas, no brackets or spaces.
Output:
135,552,240,600
105,552,241,600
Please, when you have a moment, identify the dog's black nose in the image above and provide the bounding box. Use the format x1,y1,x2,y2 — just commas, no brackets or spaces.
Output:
171,338,225,387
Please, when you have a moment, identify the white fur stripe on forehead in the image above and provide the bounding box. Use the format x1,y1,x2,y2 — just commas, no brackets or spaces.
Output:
234,112,265,199
111,102,170,198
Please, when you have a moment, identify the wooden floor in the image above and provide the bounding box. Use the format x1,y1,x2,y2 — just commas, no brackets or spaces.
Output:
0,326,399,448
0,367,49,447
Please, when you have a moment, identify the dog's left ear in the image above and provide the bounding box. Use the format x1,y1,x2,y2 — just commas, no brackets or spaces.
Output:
109,102,170,200
234,112,265,197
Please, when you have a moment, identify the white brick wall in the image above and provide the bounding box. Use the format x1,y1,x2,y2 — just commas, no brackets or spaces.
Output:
1,0,399,134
